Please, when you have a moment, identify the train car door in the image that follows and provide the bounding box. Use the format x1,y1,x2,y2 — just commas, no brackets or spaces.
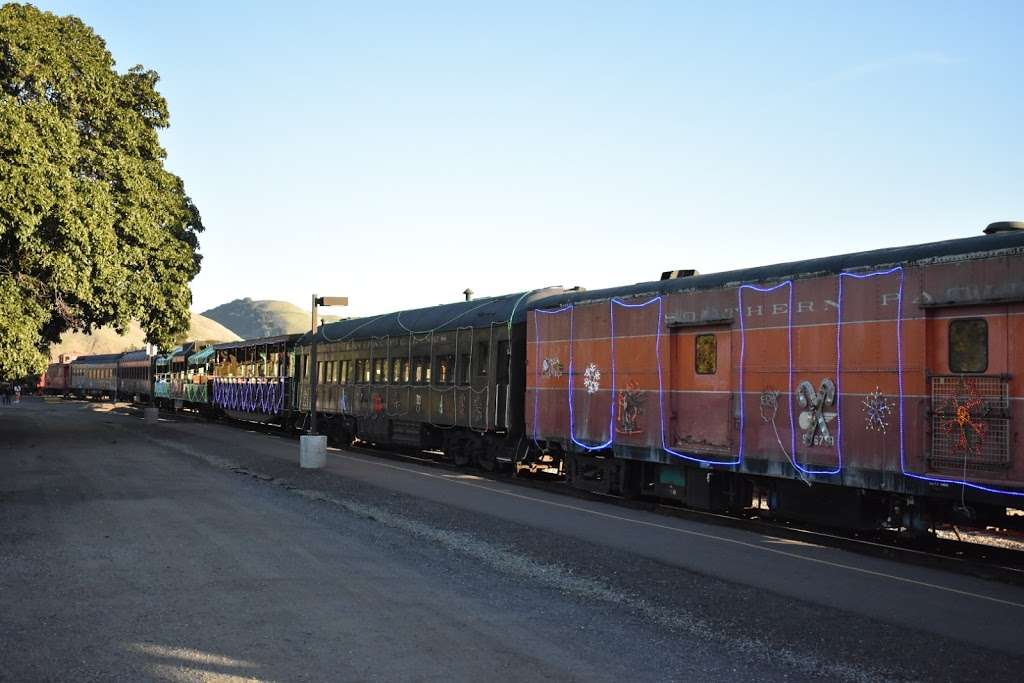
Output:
925,304,1013,476
667,324,733,455
494,339,510,430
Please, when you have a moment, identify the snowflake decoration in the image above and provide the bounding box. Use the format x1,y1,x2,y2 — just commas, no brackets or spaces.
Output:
582,362,601,394
861,387,894,433
939,378,988,455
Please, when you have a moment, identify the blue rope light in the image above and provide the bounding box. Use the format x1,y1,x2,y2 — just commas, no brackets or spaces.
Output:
212,378,286,414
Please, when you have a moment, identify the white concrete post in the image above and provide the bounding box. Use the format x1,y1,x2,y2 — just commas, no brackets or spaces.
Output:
299,434,327,468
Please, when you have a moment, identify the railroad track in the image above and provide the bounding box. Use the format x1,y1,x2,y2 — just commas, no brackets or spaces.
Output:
114,399,1024,586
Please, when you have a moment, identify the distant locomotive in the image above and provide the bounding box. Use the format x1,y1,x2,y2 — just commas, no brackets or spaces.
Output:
49,225,1024,529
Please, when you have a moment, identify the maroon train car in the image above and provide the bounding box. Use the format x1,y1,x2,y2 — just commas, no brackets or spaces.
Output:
39,359,73,396
527,225,1024,529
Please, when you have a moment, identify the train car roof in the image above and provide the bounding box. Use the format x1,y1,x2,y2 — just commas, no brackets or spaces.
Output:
119,349,151,362
529,230,1024,310
72,353,124,365
297,289,562,346
213,334,301,351
187,346,216,365
155,342,195,365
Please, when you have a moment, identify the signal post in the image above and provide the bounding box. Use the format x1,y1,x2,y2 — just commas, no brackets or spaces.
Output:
299,293,348,468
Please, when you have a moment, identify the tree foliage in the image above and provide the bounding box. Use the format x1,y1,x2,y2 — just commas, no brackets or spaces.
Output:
0,3,203,377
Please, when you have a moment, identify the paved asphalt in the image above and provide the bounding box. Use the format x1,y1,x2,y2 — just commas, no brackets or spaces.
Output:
1,398,1022,681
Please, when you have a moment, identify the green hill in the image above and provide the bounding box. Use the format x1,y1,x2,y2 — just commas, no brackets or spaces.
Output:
49,314,241,361
201,298,339,340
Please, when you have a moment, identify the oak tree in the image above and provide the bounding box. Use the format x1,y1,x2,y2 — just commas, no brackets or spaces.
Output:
0,3,203,377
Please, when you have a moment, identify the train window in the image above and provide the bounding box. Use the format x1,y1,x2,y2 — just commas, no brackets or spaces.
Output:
391,358,405,384
949,318,987,373
476,342,489,376
373,358,386,383
496,341,510,384
695,334,717,375
459,354,471,385
412,356,431,384
435,355,454,384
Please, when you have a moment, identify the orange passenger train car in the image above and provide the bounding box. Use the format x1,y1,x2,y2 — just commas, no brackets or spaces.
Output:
526,223,1024,529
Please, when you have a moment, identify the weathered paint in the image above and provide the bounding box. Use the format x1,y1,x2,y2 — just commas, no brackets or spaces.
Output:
527,250,1024,499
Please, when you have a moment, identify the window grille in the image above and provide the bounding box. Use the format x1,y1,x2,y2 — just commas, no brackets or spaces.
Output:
929,375,1010,471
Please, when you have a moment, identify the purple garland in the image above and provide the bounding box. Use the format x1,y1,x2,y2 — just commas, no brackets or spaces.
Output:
213,378,286,414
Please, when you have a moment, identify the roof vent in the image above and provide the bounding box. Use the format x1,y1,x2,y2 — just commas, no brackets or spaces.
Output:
463,288,474,301
661,269,699,280
984,221,1024,235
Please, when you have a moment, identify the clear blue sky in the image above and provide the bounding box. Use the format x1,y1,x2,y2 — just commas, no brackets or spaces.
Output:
40,1,1024,319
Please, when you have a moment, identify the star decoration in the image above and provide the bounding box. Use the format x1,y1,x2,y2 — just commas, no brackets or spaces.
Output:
861,387,894,433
